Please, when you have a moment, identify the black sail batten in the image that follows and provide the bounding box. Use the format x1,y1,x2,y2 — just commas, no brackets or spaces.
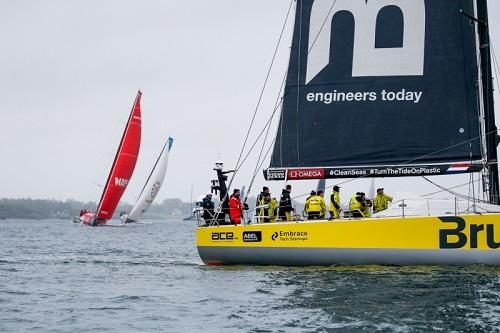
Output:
269,0,483,176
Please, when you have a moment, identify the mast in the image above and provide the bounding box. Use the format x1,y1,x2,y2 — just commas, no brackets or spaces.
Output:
476,0,500,204
190,184,194,213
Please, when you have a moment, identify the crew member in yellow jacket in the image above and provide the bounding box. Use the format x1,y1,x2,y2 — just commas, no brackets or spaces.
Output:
305,190,326,220
260,193,278,223
363,197,372,217
349,192,366,218
329,185,341,219
373,188,393,213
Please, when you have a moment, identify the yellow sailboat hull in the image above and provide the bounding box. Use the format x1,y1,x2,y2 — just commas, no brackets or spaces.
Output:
196,214,500,266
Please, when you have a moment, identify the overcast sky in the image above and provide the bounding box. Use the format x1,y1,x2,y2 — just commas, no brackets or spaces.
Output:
1,0,500,205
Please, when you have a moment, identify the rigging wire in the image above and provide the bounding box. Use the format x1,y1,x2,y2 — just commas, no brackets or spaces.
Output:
307,0,338,54
246,72,288,200
420,178,481,197
240,137,282,216
236,100,283,176
210,0,294,220
421,176,489,203
249,0,340,195
232,0,344,194
229,0,294,181
491,43,500,95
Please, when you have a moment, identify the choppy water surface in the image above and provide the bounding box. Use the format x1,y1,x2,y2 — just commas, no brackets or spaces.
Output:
0,219,499,332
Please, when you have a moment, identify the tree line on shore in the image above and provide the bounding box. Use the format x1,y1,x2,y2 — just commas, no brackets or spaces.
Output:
0,194,305,220
0,198,193,220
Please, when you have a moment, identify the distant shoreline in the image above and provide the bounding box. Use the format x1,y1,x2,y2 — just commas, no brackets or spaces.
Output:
0,197,193,220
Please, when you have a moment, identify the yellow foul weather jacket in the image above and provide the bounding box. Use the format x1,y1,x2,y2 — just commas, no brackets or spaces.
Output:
305,195,326,216
373,194,393,212
259,198,278,223
329,191,341,219
349,195,364,216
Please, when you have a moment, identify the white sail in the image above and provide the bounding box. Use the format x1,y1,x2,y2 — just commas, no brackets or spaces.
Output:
126,137,173,222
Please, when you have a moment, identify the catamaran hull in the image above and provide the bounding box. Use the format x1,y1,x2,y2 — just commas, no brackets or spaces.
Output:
196,214,500,266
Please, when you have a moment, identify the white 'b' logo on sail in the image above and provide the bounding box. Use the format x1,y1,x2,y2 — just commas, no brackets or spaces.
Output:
306,0,425,84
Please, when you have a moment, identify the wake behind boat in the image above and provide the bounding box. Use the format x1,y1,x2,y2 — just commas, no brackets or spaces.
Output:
79,91,142,226
120,137,174,223
196,0,500,266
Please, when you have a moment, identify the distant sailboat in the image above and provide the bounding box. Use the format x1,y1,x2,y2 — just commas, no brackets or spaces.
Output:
121,137,174,223
80,91,142,226
183,185,198,221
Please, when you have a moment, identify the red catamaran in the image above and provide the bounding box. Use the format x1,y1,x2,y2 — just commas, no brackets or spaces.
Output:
80,91,142,226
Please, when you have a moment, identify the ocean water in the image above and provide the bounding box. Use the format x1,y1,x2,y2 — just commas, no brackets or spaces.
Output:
0,219,499,333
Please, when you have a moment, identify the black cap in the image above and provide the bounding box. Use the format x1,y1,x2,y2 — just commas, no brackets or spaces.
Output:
377,188,384,191
310,190,316,195
333,185,340,191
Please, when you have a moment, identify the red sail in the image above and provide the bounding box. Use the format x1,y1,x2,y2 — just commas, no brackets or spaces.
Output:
96,91,142,220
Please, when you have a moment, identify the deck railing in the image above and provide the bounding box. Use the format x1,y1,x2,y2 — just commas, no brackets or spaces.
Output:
196,196,496,226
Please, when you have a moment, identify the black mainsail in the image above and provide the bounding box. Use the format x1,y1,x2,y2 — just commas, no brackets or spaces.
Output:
266,0,491,182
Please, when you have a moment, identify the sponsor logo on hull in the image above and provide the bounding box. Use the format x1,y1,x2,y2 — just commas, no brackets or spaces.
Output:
211,232,237,242
439,217,499,249
271,230,309,242
242,231,262,243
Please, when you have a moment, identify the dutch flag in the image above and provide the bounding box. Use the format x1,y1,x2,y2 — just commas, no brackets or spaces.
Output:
446,163,471,174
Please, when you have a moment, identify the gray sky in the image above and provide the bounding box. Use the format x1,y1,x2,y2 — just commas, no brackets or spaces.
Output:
1,0,500,204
